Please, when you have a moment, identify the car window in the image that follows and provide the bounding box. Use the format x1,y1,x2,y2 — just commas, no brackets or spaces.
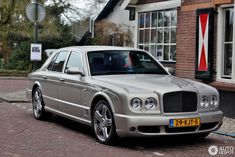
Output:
50,51,69,72
65,51,83,72
47,53,59,71
88,50,168,76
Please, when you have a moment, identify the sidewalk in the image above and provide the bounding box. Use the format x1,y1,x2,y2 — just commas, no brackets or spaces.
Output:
0,77,29,102
214,117,235,138
0,90,29,103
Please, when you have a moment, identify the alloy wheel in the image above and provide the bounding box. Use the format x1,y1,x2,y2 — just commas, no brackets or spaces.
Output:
93,102,113,142
33,89,43,118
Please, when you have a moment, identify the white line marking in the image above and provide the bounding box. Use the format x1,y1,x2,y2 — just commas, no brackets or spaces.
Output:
16,104,21,107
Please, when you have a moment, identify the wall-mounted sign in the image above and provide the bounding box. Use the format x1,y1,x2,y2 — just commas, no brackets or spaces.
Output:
195,8,214,81
30,43,42,61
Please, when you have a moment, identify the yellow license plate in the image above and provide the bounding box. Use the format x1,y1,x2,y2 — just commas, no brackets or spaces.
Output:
169,118,200,128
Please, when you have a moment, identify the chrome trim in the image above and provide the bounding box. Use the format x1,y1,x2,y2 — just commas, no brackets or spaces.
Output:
45,106,91,124
43,95,89,110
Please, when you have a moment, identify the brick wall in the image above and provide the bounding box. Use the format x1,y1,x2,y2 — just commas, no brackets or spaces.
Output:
175,7,197,79
175,0,221,81
183,0,211,5
212,14,218,82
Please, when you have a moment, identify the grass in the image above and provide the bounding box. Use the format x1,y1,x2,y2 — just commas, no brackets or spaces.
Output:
0,69,29,77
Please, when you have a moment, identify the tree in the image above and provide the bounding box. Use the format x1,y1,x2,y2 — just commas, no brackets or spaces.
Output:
0,0,108,70
91,20,133,47
0,0,77,70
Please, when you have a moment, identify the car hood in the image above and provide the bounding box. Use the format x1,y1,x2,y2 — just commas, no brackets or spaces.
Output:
92,74,209,94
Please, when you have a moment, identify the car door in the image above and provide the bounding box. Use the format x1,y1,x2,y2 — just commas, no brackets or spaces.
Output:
41,51,70,110
57,51,88,119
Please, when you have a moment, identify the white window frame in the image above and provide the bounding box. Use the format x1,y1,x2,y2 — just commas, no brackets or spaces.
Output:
216,4,235,83
133,0,181,51
137,9,177,62
136,0,181,13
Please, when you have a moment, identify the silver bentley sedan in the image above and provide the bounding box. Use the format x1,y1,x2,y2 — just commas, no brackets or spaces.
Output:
26,46,223,144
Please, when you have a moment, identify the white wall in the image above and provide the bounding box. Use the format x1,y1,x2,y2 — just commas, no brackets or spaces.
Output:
105,2,136,47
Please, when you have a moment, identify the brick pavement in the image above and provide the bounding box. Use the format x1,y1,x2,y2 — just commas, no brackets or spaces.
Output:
0,78,28,94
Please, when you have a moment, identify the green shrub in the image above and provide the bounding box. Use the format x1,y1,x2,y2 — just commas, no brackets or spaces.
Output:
0,69,29,77
4,41,31,71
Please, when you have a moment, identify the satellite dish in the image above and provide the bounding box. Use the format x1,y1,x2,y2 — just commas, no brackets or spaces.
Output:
26,2,46,22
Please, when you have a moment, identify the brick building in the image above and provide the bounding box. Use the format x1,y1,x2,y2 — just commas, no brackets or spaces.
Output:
81,0,235,91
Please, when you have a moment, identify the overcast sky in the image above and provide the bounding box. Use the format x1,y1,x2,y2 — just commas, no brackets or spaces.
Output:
45,0,108,22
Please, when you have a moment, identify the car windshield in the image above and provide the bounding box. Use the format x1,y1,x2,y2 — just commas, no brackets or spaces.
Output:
88,50,168,76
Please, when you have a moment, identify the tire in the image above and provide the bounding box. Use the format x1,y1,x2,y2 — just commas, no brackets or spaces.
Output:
91,100,117,144
32,87,50,120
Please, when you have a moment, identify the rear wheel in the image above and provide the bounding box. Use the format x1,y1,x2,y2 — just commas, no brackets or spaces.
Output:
92,100,117,144
32,87,49,120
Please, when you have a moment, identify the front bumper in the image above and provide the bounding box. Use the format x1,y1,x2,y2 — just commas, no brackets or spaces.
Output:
114,111,223,137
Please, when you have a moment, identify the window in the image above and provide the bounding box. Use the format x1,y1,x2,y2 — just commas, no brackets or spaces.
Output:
217,6,235,82
65,51,83,72
48,51,69,72
129,8,135,21
87,50,168,76
47,53,59,71
222,8,234,79
138,9,177,62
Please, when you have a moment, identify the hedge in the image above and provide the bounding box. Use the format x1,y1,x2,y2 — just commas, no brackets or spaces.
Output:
0,69,29,77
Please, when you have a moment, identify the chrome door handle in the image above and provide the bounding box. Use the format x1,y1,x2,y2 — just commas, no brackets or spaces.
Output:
42,76,47,79
59,78,65,82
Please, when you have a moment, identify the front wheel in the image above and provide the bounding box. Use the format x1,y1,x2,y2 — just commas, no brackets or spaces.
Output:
32,87,49,120
92,100,117,144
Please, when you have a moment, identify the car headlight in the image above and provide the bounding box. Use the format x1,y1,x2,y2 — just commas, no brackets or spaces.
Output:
130,97,142,110
145,97,157,110
210,95,218,106
200,95,219,110
200,96,209,108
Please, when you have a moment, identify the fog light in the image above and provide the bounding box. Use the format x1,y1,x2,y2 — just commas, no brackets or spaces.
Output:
129,127,136,132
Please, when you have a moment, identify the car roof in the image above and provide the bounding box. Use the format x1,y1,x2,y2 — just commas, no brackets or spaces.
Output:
56,46,141,53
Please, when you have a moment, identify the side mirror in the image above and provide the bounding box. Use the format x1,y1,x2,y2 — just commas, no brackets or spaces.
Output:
165,67,175,75
66,67,84,76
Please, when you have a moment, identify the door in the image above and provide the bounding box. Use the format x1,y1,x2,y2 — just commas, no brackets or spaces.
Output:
41,51,70,110
57,51,88,118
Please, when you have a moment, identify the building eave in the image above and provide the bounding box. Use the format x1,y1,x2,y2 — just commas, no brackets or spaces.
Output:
95,0,120,22
120,0,138,9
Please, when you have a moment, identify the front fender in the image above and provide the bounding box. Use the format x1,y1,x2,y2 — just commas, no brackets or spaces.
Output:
92,91,117,114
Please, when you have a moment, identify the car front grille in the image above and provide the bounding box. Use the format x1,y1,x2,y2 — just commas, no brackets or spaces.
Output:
163,91,197,113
